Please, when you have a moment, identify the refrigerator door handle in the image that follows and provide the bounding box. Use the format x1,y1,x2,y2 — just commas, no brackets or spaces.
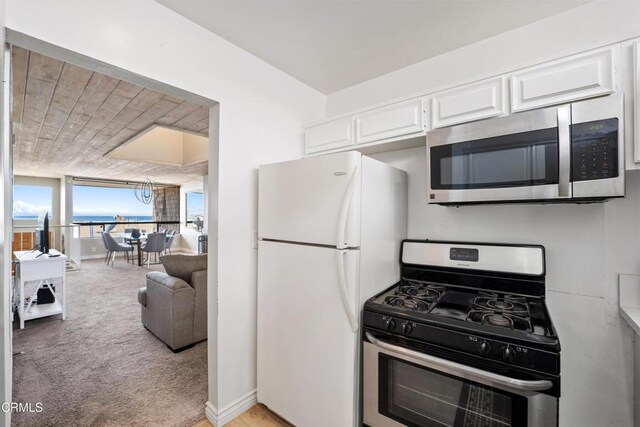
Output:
337,250,358,332
336,165,359,250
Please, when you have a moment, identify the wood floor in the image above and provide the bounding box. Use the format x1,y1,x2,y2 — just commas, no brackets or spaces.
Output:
193,404,290,427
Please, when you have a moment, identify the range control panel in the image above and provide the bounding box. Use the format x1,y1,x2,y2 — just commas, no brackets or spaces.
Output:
450,247,479,262
571,118,618,182
363,311,560,374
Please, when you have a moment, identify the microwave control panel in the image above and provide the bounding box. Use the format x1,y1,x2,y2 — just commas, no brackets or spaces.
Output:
571,118,619,182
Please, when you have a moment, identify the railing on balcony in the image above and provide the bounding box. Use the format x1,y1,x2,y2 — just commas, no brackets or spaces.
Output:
71,220,181,238
12,224,81,253
12,224,82,273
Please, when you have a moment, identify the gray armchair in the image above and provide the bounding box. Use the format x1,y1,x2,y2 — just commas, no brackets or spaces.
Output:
137,254,207,352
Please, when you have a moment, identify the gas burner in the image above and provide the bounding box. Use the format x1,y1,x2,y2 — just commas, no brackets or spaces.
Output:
466,291,533,331
467,310,533,332
487,300,514,311
384,296,430,312
472,292,529,315
396,279,445,301
484,313,514,327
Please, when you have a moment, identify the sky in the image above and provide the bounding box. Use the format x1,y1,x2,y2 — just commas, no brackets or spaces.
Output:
13,185,53,217
187,192,204,220
73,185,153,217
14,185,204,220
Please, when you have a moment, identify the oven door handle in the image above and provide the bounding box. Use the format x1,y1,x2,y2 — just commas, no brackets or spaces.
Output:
365,332,553,392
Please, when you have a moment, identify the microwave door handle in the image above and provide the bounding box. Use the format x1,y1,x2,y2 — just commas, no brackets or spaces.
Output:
365,332,553,392
557,106,571,197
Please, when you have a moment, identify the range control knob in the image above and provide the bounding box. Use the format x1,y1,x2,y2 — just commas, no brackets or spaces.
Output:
500,345,516,362
479,341,492,355
401,322,413,335
384,318,396,331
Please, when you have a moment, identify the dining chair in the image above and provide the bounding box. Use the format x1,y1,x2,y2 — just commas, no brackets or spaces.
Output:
141,232,166,267
164,234,176,255
103,232,134,267
101,232,111,264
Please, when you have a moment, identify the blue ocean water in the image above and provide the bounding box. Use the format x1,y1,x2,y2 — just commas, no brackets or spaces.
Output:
14,215,154,222
73,215,154,222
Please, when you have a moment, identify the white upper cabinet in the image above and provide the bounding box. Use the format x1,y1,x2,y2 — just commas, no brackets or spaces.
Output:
431,76,507,129
303,43,629,157
303,117,354,155
511,46,618,112
354,98,427,144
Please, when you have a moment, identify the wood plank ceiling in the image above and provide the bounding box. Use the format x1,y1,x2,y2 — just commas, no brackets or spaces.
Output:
11,46,209,185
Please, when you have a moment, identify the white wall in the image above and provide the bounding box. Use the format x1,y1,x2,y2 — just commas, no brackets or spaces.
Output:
182,133,207,166
371,146,639,426
4,0,326,418
203,174,208,229
179,182,203,253
107,127,184,165
327,1,640,115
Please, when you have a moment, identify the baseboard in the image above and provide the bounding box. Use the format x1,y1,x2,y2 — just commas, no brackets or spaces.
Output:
81,253,108,260
205,401,218,426
205,389,257,426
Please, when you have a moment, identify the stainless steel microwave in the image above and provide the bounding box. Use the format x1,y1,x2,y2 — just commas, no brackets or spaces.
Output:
427,94,624,205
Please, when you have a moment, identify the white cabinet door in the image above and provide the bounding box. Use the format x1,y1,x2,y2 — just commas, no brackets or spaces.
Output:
431,76,507,129
511,46,618,112
258,151,361,248
355,98,427,144
303,116,354,155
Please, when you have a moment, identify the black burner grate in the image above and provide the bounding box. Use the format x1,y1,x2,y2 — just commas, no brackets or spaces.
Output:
385,296,430,312
466,292,533,332
382,278,445,312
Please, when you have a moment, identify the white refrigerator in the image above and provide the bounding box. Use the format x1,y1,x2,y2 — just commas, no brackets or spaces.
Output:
257,151,407,427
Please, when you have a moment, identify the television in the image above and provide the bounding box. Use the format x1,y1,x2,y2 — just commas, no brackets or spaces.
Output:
36,212,49,254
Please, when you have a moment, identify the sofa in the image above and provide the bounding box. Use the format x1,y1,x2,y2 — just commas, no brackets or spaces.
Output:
137,254,207,351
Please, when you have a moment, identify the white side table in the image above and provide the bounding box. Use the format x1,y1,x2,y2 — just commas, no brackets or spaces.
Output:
14,249,67,329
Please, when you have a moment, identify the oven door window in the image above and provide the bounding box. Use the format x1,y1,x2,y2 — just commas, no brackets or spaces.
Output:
430,127,559,190
379,354,528,427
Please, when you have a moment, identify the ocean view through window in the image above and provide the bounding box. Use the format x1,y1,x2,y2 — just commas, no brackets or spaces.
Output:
13,185,53,220
186,192,204,222
73,185,152,223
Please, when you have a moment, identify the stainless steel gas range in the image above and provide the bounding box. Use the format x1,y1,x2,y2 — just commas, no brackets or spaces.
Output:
362,240,560,427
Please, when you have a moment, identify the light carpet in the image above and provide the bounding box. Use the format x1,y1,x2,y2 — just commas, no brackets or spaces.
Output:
12,257,208,427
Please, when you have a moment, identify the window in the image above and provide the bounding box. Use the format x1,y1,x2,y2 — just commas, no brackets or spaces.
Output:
186,192,204,222
13,185,53,219
73,185,152,222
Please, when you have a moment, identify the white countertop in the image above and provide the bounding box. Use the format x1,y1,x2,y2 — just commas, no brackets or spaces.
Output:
14,249,67,263
619,274,640,335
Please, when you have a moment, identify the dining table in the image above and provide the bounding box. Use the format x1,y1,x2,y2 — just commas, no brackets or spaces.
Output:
121,233,147,266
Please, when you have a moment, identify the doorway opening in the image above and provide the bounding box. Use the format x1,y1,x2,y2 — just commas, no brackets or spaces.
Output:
3,37,217,427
